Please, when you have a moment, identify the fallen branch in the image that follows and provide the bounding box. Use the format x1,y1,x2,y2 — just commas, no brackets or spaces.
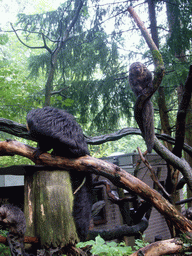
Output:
130,237,192,256
0,234,38,244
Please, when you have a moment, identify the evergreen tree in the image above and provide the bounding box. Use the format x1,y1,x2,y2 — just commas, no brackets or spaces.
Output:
12,0,132,134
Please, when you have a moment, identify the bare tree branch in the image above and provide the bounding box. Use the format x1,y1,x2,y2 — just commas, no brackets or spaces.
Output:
50,87,69,96
10,23,52,53
1,118,192,156
0,139,192,234
137,147,170,199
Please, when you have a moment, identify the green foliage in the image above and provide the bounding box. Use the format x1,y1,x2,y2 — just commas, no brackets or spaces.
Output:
77,235,150,255
0,229,8,237
0,244,10,256
0,34,9,67
62,72,132,134
0,230,11,256
133,235,149,251
89,135,145,159
179,233,192,255
0,34,8,46
0,31,44,124
0,65,40,121
0,154,34,168
167,0,192,55
13,0,134,134
77,235,133,256
1,0,191,156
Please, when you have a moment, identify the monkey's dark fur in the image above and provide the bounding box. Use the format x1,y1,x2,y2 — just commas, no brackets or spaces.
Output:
27,106,92,241
27,107,89,158
129,62,154,153
0,204,27,255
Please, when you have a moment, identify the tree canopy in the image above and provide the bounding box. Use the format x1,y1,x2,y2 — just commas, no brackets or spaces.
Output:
1,0,192,255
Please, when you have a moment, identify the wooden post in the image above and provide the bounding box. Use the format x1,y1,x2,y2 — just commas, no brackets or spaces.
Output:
24,170,78,250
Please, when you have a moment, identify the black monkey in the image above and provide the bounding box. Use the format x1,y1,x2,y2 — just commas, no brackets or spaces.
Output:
26,107,89,158
27,106,92,241
129,62,154,153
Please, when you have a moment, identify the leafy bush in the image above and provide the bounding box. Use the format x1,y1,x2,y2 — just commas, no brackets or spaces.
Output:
0,229,11,255
133,235,149,251
77,235,133,256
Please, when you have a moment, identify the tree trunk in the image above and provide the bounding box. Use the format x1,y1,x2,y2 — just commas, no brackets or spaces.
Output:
184,98,192,207
147,0,159,49
24,170,78,250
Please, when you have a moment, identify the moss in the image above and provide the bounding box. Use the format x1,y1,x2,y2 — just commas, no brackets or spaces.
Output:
152,50,164,66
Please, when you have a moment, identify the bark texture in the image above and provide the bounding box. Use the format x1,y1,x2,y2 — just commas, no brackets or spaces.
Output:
24,171,78,249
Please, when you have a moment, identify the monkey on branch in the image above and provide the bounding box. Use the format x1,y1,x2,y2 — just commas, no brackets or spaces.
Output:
26,106,92,242
129,62,154,153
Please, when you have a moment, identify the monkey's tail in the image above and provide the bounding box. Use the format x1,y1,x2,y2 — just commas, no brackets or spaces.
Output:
142,101,155,153
134,98,155,153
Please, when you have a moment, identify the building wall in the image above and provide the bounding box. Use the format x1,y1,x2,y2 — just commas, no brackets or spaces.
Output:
132,154,171,242
92,153,171,242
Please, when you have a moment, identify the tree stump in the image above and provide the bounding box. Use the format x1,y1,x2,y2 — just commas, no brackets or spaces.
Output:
24,170,78,250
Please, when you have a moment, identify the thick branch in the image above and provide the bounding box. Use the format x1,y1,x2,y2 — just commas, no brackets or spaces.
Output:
0,140,192,233
1,117,192,157
127,6,158,52
1,118,192,157
0,118,29,139
172,65,192,157
154,136,192,191
127,6,164,70
88,220,148,241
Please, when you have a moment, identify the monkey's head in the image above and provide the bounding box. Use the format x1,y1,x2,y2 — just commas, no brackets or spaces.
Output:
129,62,152,97
0,205,8,223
